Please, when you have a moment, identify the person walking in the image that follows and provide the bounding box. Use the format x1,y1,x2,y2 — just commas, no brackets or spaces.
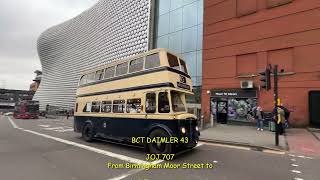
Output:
255,106,264,131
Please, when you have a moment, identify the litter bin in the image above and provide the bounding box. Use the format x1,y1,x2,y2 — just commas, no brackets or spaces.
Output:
269,121,275,132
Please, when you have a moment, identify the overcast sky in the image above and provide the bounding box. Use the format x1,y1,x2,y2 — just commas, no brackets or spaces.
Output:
0,0,98,90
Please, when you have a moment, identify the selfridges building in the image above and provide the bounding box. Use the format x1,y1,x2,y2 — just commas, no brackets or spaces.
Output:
34,0,203,110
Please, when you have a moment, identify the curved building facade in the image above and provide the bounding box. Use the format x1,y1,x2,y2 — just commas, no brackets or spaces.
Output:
34,0,151,110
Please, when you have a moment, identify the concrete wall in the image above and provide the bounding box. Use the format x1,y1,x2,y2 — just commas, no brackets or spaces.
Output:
202,0,320,126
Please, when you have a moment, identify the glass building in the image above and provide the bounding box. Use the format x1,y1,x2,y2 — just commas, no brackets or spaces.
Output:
154,0,203,87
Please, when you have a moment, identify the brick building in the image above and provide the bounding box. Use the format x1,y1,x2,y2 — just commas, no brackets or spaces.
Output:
202,0,320,127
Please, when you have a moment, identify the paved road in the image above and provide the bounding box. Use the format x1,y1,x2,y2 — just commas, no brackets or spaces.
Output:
0,115,319,180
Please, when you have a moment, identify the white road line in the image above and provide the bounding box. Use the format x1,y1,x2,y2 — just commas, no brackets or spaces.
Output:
262,149,286,155
289,154,296,157
297,155,313,160
291,170,301,174
55,129,74,132
21,129,150,164
43,127,64,130
39,125,50,127
201,142,251,151
291,158,296,161
291,164,299,167
6,117,155,165
8,117,18,129
294,177,304,180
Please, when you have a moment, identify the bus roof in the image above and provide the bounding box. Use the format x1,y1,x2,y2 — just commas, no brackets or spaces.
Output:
80,48,184,75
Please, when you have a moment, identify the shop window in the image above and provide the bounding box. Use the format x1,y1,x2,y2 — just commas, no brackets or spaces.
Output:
126,99,142,113
113,100,125,113
158,92,170,113
146,93,156,113
267,0,293,9
237,0,257,17
101,101,112,113
91,101,101,112
129,58,144,73
145,53,160,69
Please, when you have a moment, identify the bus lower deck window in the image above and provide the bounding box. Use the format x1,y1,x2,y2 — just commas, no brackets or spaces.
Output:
158,92,170,113
146,93,156,113
113,100,125,113
126,99,141,113
101,101,112,113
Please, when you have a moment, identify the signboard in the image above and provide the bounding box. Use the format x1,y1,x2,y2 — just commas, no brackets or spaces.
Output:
210,89,257,98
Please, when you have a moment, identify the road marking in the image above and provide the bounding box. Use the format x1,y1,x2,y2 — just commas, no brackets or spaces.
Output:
294,178,304,180
6,117,158,165
289,154,296,157
201,142,251,151
297,155,313,160
291,170,301,174
39,125,50,127
262,149,286,155
43,127,64,130
8,117,18,129
55,128,74,132
291,158,296,161
291,164,299,167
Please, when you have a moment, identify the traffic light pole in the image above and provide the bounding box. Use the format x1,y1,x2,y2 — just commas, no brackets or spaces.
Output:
273,65,279,146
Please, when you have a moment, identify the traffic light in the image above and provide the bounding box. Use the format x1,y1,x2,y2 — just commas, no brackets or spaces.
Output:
259,68,271,90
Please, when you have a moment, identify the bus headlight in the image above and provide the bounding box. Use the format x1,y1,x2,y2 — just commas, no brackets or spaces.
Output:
181,127,186,134
195,126,199,131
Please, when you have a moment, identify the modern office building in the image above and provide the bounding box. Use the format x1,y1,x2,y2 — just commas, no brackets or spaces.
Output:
201,0,320,127
34,0,203,110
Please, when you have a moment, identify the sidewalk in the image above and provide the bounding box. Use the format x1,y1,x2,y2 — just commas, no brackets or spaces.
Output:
200,124,288,151
286,128,320,157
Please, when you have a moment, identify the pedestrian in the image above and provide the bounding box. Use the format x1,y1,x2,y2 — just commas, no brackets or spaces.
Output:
279,104,290,129
273,106,286,135
255,106,264,131
66,111,70,119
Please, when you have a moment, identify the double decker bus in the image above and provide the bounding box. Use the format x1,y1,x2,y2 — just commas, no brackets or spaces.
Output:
74,48,199,154
13,100,39,119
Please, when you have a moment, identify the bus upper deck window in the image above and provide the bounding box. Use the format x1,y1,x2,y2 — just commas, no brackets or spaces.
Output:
158,92,170,113
104,66,115,79
95,69,104,81
179,59,188,74
116,62,128,76
146,93,156,113
79,75,87,85
167,53,180,71
87,73,95,83
145,54,160,69
129,58,144,73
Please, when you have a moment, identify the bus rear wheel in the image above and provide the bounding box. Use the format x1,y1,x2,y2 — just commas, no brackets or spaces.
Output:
82,123,94,142
148,129,173,154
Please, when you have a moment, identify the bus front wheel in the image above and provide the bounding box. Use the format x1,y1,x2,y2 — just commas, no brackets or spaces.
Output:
148,129,173,154
82,123,94,142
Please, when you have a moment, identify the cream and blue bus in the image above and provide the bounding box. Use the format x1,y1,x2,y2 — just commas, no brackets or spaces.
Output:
74,48,200,154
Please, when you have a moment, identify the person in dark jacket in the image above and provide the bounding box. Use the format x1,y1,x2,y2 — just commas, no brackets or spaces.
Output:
279,104,290,128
